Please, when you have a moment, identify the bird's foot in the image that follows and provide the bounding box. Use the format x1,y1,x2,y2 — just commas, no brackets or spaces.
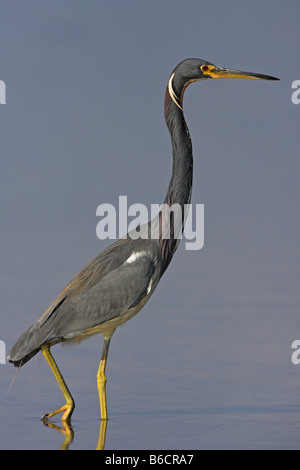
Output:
41,402,75,422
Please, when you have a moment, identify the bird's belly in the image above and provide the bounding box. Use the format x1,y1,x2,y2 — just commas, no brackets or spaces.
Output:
65,292,153,343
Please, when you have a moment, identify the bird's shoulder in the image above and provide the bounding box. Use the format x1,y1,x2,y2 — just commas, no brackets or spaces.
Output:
70,237,160,294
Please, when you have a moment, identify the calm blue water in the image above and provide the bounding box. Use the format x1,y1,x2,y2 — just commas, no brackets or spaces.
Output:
1,265,300,449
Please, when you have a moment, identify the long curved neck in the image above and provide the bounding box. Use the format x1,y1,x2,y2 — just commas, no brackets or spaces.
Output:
154,83,193,274
164,89,193,208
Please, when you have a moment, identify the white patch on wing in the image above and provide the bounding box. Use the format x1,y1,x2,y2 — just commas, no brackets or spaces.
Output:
146,278,153,295
124,251,148,264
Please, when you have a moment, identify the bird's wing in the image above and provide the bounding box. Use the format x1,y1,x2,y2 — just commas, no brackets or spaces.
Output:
7,238,160,364
37,240,160,342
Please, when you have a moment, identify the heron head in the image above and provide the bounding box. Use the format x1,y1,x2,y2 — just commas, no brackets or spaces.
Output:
168,58,279,111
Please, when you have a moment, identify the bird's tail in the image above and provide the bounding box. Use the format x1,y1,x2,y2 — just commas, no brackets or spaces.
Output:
7,295,66,367
7,321,50,367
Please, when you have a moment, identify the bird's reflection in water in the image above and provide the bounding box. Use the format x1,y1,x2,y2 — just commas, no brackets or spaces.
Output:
41,417,108,450
96,419,108,450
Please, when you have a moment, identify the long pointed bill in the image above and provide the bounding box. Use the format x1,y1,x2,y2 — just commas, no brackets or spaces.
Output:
207,66,279,81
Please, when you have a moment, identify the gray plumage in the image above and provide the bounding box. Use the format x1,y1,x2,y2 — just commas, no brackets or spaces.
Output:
8,237,161,366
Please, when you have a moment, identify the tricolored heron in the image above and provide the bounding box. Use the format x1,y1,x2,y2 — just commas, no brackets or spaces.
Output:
8,58,279,423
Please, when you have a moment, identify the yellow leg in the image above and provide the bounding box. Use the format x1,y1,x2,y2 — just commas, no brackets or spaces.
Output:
41,345,75,422
97,331,114,421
